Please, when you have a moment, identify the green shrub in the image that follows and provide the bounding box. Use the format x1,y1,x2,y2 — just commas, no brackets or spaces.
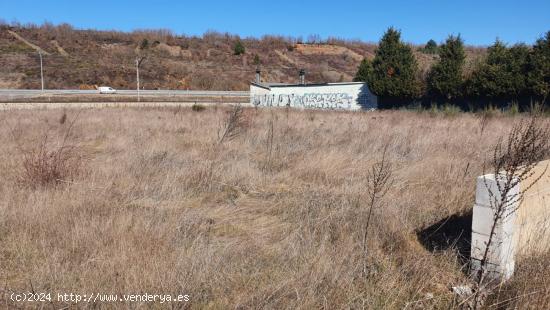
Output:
483,103,501,117
507,102,520,116
426,103,461,116
192,103,206,112
439,103,461,117
140,38,149,50
423,39,438,54
233,41,245,55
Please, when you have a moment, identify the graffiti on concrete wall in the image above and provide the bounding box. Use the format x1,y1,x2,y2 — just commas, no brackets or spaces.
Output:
252,93,355,109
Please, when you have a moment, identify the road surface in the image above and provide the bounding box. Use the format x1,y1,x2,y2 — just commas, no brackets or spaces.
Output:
0,89,251,110
0,89,249,98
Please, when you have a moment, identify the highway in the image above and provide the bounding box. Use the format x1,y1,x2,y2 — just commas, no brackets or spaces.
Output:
0,89,250,98
0,89,251,110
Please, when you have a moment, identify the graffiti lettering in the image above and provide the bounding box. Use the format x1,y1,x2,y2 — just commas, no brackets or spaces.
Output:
252,93,355,110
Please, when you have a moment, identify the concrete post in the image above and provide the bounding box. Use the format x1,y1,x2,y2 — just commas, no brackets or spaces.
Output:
471,174,519,281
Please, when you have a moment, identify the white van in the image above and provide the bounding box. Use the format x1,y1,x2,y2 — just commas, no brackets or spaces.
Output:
98,86,116,94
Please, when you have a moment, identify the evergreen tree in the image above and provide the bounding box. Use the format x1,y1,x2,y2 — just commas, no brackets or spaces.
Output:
427,35,465,100
353,58,373,82
367,27,420,106
423,39,438,54
508,44,530,98
233,40,245,55
467,40,529,102
140,38,149,50
527,31,550,102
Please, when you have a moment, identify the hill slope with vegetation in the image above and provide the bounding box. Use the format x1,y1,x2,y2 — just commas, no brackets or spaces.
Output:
0,22,486,91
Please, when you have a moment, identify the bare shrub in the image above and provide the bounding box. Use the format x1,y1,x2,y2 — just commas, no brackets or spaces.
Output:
478,111,490,136
189,72,216,90
263,115,275,172
16,113,84,188
217,105,249,144
362,144,393,272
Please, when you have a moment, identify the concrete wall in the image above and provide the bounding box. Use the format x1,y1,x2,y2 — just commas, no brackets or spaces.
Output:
471,160,550,281
250,82,377,110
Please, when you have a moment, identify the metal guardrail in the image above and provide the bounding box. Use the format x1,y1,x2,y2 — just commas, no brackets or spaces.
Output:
0,89,250,98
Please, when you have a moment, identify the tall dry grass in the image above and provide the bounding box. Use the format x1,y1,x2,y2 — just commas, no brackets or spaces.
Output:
0,107,548,309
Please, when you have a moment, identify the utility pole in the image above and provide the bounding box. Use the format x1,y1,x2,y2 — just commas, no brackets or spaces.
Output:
39,51,44,93
136,56,146,102
136,58,140,102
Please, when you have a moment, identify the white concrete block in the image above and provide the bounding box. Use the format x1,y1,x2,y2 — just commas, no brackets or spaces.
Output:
471,231,504,261
472,204,496,236
475,174,519,207
471,231,490,260
472,203,517,236
470,258,515,281
471,173,519,281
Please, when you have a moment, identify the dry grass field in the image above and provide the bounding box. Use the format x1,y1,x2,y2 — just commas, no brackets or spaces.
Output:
1,106,549,309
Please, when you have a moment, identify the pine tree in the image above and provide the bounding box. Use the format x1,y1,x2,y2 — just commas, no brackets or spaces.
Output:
354,58,373,82
427,35,465,101
467,40,529,101
423,39,438,54
508,44,530,98
367,27,420,106
527,31,550,102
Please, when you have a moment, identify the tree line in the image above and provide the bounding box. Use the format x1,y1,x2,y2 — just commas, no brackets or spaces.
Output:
354,28,550,110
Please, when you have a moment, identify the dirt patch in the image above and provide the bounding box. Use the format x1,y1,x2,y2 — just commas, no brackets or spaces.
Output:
51,40,69,57
101,43,124,49
295,43,364,61
8,30,50,55
274,50,300,68
180,49,192,58
156,42,183,57
0,73,24,88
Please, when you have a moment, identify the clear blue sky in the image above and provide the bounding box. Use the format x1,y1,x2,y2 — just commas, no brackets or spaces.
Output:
1,0,549,46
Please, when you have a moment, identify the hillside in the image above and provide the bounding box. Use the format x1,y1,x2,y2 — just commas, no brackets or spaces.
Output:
0,23,486,90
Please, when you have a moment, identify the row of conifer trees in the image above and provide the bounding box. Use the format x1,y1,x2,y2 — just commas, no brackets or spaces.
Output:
354,28,550,110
